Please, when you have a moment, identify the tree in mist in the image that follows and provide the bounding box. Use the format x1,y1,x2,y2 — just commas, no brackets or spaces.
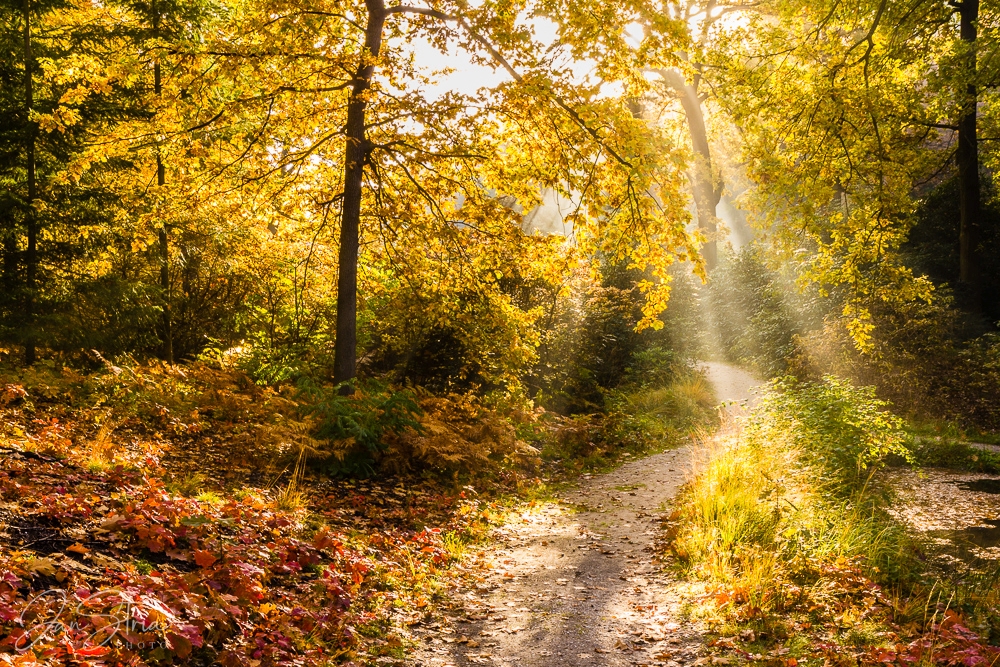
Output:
646,0,763,271
237,0,709,388
711,0,1000,344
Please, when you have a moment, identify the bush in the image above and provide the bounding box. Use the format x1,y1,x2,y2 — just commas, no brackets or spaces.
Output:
301,380,424,477
530,262,706,415
751,376,910,488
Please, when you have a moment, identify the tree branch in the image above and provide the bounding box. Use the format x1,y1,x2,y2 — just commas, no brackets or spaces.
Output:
385,4,634,168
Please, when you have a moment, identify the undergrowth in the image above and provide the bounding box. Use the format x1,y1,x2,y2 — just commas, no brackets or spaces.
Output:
532,365,717,475
666,376,1000,666
0,350,717,666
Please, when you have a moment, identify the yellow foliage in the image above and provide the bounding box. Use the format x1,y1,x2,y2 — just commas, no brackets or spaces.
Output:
382,394,538,475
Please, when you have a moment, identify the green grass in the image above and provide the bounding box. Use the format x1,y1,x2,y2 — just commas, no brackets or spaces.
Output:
666,375,1000,657
905,417,1000,445
901,436,1000,473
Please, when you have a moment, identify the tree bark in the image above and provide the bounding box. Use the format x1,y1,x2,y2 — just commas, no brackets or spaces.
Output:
23,0,36,366
660,69,721,271
153,5,173,363
332,0,387,389
957,0,981,314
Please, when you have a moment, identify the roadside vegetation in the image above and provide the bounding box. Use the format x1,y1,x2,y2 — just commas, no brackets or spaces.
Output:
0,262,714,666
668,245,1000,665
666,377,1000,665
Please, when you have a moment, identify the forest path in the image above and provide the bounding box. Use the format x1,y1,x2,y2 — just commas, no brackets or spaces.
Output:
408,363,760,667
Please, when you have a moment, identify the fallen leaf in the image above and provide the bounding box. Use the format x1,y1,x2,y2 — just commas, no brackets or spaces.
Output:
25,557,58,577
193,550,217,568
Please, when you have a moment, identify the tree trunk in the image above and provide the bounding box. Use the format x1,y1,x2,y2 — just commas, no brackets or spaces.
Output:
153,5,173,363
660,69,721,271
157,150,172,363
332,0,387,389
23,0,36,366
957,0,982,314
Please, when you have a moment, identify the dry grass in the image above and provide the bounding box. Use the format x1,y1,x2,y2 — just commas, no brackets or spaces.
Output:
84,415,118,470
274,445,309,511
668,413,917,609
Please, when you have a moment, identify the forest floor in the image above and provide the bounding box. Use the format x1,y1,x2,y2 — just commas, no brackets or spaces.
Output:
408,362,761,667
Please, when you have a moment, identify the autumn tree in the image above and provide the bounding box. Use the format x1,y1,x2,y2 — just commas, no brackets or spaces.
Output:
191,0,705,388
0,0,150,362
643,0,764,270
710,0,1000,343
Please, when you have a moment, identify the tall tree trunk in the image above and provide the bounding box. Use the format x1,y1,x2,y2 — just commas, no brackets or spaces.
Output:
957,0,982,314
23,0,36,366
157,147,172,362
660,69,721,271
153,6,173,363
333,0,387,389
2,234,15,293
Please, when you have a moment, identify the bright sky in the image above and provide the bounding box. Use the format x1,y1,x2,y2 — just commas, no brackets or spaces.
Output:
394,14,643,101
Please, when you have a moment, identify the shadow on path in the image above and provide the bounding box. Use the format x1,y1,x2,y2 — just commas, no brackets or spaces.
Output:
407,363,763,667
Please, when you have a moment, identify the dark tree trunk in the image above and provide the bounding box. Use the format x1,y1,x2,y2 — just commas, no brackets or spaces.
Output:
23,0,36,365
153,5,173,363
333,0,387,389
661,69,721,270
957,0,982,313
158,150,172,363
2,233,15,292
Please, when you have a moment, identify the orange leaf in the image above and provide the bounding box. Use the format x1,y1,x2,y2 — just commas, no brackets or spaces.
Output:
193,550,217,568
66,543,89,555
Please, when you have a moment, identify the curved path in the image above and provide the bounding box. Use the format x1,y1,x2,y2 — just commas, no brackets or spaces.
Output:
409,363,760,667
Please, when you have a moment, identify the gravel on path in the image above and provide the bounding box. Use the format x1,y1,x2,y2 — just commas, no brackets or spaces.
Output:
408,363,760,667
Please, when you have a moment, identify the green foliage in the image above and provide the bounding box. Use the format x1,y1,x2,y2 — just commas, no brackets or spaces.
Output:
904,172,1000,323
534,367,716,474
793,300,1000,431
301,380,423,477
531,262,705,415
751,376,910,488
708,245,817,378
622,346,683,388
904,438,1000,474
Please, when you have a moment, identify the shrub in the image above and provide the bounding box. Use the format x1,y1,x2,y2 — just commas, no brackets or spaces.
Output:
530,262,706,415
301,380,424,477
750,376,910,488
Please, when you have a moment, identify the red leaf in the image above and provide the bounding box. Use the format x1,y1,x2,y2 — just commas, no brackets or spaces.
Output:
166,632,193,659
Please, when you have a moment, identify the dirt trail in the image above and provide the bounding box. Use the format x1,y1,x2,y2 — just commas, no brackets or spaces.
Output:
408,363,760,667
